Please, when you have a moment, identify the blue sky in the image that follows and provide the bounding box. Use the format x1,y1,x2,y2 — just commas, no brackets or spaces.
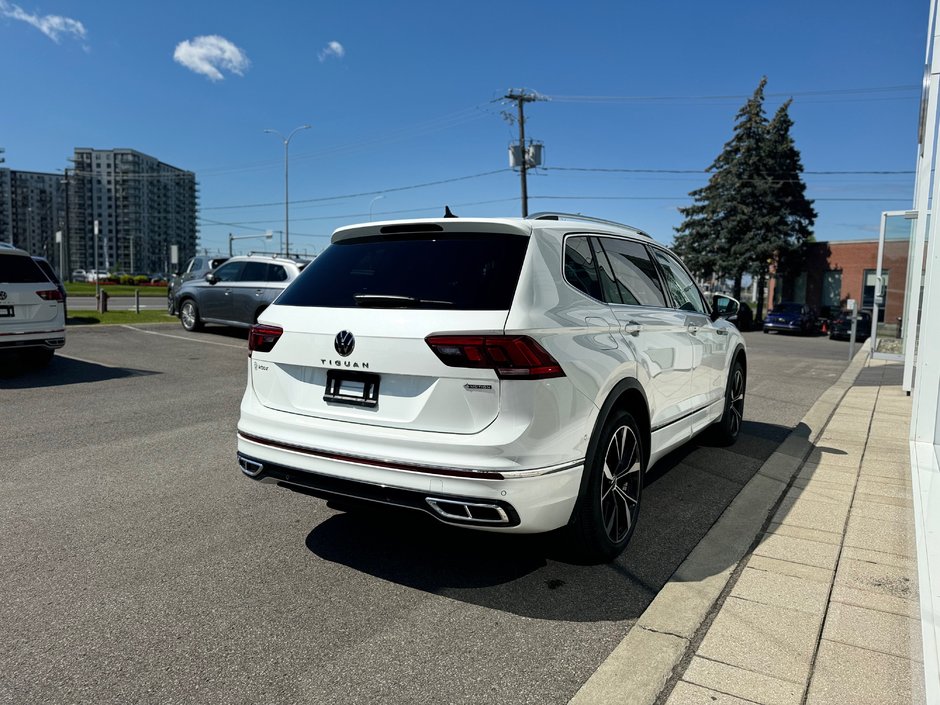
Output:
0,1,927,256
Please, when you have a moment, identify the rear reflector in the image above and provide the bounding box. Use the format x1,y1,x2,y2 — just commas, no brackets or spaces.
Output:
425,335,564,380
248,324,283,356
36,289,63,301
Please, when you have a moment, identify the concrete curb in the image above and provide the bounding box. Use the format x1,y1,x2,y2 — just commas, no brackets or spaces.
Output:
568,345,872,705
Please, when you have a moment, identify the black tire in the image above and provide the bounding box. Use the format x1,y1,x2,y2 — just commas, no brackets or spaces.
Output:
711,359,746,446
179,299,203,331
763,328,769,334
167,295,175,315
569,409,645,563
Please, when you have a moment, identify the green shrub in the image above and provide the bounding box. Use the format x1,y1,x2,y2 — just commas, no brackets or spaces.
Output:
133,275,149,285
119,275,133,285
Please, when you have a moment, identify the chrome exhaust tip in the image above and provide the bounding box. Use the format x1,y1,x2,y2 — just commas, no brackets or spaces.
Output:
425,497,511,525
238,455,264,477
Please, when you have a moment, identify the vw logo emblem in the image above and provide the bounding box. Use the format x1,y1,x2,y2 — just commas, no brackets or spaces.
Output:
0,291,6,301
334,330,355,357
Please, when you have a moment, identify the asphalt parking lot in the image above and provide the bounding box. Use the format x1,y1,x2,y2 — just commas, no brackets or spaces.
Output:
1,324,852,705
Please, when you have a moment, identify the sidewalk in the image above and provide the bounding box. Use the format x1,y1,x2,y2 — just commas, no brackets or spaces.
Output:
662,359,924,705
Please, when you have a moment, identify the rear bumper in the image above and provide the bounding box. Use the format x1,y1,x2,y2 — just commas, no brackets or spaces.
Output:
0,328,66,351
236,431,583,534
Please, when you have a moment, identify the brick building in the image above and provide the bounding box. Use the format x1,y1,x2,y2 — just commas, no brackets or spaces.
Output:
768,236,910,323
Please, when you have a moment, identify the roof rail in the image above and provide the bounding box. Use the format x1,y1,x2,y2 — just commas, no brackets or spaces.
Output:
526,212,652,238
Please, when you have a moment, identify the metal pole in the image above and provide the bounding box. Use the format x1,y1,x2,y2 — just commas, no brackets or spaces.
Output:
229,232,233,257
265,125,310,259
849,307,858,362
94,219,100,310
518,97,528,217
284,139,289,256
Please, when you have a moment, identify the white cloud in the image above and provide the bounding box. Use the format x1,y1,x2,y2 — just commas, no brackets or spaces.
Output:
318,40,344,63
173,35,249,81
0,0,86,43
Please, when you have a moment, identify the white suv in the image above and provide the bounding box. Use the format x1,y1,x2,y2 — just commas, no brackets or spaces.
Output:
236,214,746,561
0,246,66,367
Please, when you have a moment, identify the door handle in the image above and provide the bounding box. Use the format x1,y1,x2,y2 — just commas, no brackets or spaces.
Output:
716,328,729,336
622,321,641,337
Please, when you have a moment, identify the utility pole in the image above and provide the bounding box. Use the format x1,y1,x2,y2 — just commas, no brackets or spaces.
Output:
504,89,541,216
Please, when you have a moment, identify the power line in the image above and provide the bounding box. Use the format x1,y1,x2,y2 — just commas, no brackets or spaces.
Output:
543,84,920,104
200,169,511,211
544,166,915,175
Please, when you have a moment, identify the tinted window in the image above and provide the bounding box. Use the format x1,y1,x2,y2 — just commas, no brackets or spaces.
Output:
595,238,666,307
563,236,603,300
277,234,528,310
240,261,268,282
188,258,201,273
209,257,229,270
213,261,245,282
773,303,803,314
0,254,48,283
652,249,706,313
266,264,288,282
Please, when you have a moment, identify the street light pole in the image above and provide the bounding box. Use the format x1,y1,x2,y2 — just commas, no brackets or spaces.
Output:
369,195,385,221
264,125,311,257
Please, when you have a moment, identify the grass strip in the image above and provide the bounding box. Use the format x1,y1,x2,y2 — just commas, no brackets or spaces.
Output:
67,310,177,325
65,282,168,297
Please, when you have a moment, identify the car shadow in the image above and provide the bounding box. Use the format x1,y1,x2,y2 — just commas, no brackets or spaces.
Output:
304,419,796,622
0,355,158,388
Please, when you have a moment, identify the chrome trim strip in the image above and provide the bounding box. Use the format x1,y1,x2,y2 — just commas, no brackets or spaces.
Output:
0,327,65,337
237,431,583,479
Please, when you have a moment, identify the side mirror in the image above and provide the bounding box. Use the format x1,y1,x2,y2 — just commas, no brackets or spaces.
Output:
711,295,740,322
205,272,218,285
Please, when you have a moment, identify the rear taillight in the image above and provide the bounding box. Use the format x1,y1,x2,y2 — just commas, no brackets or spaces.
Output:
248,324,283,356
36,289,63,301
425,335,564,380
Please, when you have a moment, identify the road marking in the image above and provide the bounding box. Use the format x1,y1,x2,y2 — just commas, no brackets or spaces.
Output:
57,352,119,368
121,325,246,349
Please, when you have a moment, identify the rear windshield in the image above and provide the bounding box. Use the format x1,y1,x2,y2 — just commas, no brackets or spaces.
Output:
0,254,49,284
277,233,529,310
772,303,803,314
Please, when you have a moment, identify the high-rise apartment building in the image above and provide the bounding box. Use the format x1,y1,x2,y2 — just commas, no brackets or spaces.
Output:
67,148,198,275
0,168,65,268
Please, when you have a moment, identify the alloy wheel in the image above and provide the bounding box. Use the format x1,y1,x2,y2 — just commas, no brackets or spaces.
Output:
600,425,642,544
181,302,196,330
729,368,745,437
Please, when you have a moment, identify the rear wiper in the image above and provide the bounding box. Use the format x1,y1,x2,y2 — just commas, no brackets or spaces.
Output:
353,294,454,308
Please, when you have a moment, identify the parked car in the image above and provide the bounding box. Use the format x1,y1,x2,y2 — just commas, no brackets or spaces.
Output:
763,301,817,335
829,310,873,341
167,255,229,314
0,246,65,367
32,257,67,316
236,213,747,562
172,254,307,330
71,269,88,282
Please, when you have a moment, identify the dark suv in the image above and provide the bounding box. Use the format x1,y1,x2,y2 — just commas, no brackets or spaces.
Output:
167,255,229,315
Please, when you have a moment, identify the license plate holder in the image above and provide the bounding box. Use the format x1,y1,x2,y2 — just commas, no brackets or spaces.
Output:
324,370,380,408
0,305,13,318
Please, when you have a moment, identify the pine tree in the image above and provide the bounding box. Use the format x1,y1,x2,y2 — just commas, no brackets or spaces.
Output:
674,78,771,299
755,100,817,319
674,80,815,318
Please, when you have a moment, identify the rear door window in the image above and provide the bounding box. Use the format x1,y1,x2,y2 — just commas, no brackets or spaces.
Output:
563,236,603,300
277,233,528,310
594,238,666,307
0,254,48,283
240,262,268,282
